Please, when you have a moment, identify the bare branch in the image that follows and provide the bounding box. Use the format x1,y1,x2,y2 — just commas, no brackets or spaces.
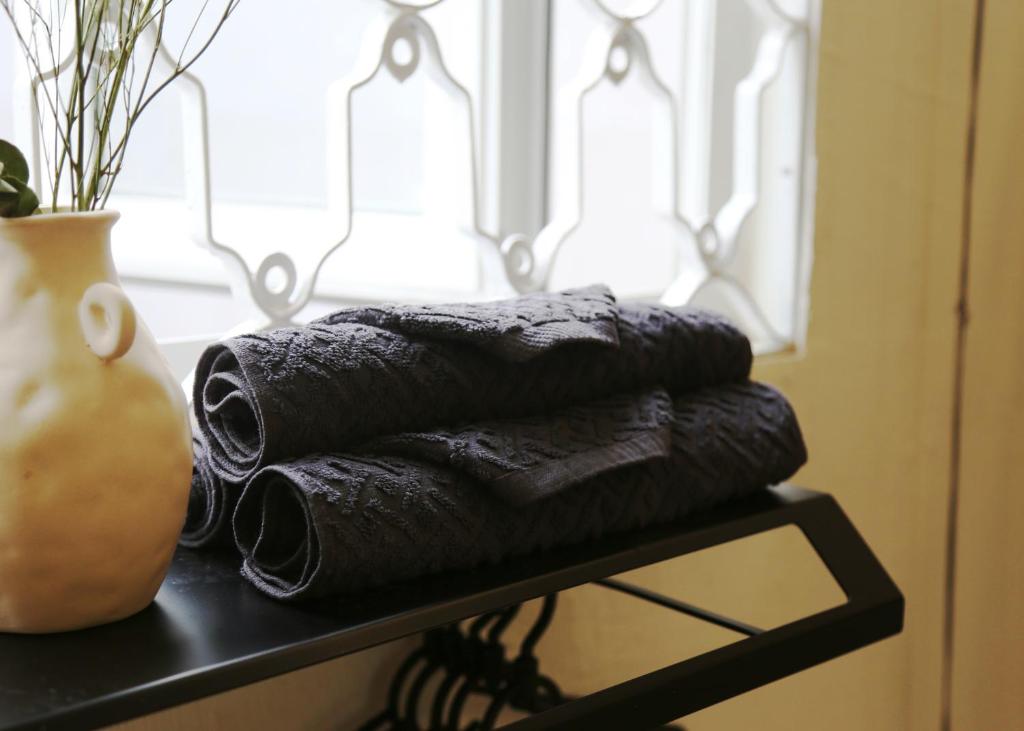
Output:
3,0,240,210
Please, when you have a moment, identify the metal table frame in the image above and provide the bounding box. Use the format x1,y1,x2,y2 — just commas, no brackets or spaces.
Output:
0,485,903,731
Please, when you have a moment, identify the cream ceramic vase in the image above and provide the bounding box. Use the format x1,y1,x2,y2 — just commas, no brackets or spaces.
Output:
0,211,192,633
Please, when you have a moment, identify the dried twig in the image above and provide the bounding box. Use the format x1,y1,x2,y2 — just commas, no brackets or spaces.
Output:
1,0,240,211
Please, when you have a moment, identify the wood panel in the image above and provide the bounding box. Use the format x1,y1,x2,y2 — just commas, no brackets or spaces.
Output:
950,1,1024,727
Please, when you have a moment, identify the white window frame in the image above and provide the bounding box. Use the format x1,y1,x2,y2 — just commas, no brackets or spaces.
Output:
4,0,818,365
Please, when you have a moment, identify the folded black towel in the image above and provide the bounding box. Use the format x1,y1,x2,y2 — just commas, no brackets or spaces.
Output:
233,382,806,601
318,285,622,362
184,387,675,546
180,436,232,548
360,388,675,506
192,286,752,486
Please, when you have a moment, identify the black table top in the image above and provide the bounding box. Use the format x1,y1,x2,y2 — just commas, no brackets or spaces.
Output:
0,486,899,731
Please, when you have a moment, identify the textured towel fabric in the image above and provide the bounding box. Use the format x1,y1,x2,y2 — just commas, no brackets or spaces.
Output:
179,436,233,548
233,382,807,601
360,388,675,506
185,387,674,546
318,284,621,362
192,286,752,486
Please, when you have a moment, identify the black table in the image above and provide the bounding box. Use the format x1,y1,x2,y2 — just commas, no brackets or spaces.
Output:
0,486,903,731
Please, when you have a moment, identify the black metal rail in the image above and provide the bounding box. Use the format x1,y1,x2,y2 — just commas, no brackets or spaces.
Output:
593,577,765,637
0,486,903,731
503,488,904,730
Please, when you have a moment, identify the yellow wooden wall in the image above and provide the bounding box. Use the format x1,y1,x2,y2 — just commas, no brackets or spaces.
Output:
113,0,1024,728
950,1,1024,728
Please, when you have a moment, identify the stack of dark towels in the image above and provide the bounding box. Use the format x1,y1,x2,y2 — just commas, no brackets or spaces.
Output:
184,285,807,601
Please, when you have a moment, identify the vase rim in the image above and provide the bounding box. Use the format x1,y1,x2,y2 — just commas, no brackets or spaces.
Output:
0,209,120,229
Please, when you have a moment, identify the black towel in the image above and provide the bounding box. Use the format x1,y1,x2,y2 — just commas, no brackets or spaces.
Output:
179,436,232,548
359,388,675,506
184,386,675,546
233,382,806,601
318,285,622,362
192,286,752,486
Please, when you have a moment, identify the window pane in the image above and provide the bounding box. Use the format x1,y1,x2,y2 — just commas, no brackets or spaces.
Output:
547,0,814,349
106,0,487,296
116,1,479,211
1,0,815,351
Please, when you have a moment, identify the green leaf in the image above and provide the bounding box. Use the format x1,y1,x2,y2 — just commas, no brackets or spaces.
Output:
0,175,39,218
0,140,30,185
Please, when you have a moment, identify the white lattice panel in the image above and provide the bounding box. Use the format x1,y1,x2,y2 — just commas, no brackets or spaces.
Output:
13,0,817,352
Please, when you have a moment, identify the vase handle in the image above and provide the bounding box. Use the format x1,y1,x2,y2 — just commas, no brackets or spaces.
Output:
78,282,137,362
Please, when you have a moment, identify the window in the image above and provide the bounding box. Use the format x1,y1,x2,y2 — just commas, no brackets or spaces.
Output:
1,0,818,353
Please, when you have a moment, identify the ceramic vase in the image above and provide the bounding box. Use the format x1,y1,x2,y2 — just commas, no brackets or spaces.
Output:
0,210,192,633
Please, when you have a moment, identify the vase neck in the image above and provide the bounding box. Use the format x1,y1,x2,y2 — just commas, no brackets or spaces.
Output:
0,212,120,295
